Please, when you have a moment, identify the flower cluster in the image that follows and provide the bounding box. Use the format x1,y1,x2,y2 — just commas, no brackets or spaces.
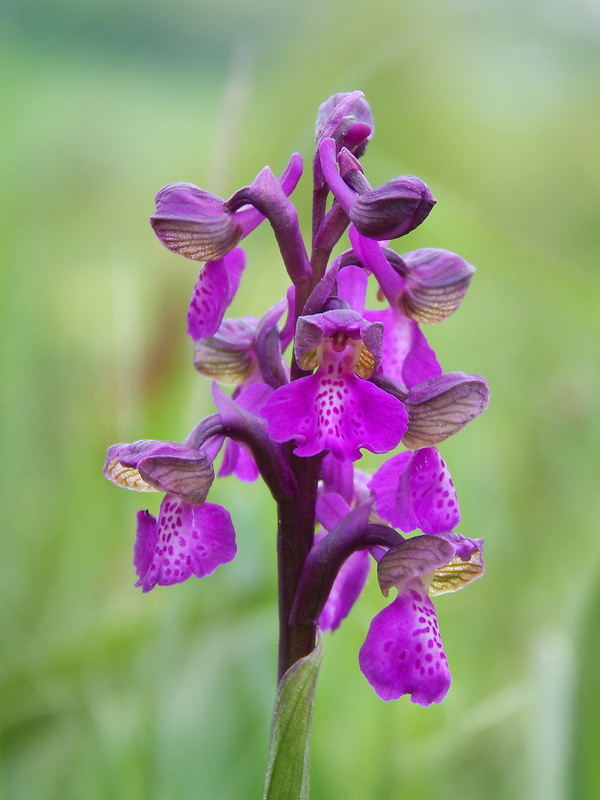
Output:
104,91,489,707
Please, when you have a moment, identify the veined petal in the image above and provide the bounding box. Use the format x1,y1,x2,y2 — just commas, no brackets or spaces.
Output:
402,372,490,449
151,183,242,261
428,532,485,596
193,317,258,384
401,248,475,324
349,177,435,241
104,440,211,503
104,443,160,492
359,580,450,705
135,495,236,592
376,530,484,597
137,449,214,507
261,371,408,462
376,534,455,597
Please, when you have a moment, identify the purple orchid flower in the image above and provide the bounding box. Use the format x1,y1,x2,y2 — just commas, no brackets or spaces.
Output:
261,307,408,461
105,90,491,764
103,439,236,592
359,530,484,705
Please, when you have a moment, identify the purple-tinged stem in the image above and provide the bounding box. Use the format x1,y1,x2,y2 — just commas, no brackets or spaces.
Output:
276,448,323,680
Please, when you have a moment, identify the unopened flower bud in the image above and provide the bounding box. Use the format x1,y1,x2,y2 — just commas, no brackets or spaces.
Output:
316,91,374,157
349,177,436,241
151,183,243,262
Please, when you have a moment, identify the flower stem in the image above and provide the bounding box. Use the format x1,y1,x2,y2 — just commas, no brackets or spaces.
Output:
276,448,323,680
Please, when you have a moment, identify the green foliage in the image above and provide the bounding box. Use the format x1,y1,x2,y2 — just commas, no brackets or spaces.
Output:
263,633,323,800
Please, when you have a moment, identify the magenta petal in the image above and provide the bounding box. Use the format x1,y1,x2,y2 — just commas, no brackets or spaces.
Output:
315,492,351,532
134,510,158,580
136,495,236,592
262,371,408,462
187,260,230,341
398,447,460,534
337,265,368,313
218,439,260,482
319,548,371,632
365,306,441,389
186,248,246,340
320,454,355,504
223,247,246,301
402,319,442,389
358,581,450,705
369,451,413,528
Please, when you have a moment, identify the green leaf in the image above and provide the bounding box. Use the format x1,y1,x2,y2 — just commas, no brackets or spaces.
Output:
263,631,324,800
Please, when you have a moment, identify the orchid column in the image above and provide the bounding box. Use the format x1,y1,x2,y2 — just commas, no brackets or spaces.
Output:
104,91,489,797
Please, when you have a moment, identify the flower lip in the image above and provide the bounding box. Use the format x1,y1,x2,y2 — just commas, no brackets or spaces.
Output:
134,496,236,592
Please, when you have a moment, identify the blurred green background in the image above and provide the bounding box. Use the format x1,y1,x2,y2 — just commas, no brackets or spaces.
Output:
1,0,599,797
